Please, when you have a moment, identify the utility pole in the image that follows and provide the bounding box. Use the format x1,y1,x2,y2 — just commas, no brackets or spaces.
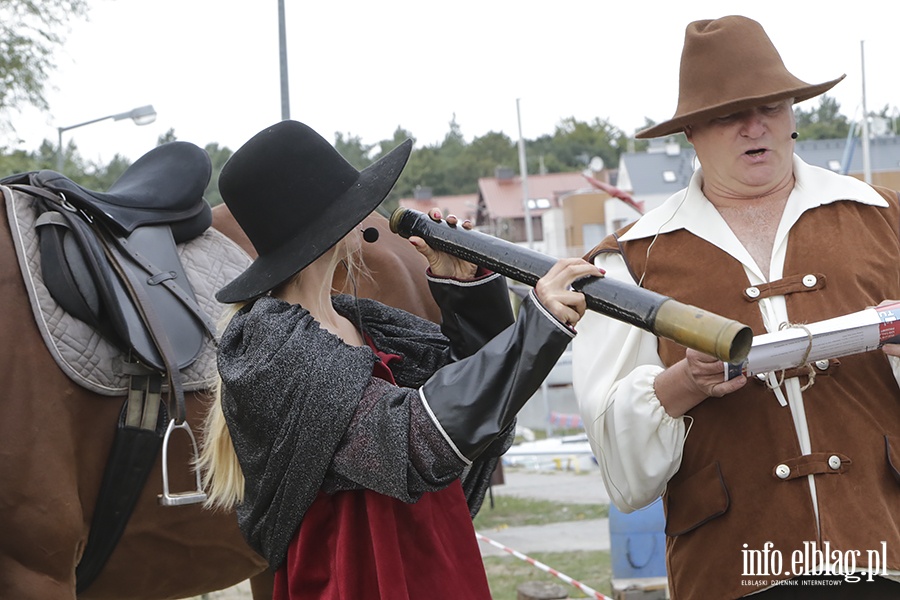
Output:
278,0,290,120
516,98,533,248
860,40,871,184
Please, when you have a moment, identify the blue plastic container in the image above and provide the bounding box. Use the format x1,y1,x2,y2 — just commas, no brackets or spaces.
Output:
608,497,667,579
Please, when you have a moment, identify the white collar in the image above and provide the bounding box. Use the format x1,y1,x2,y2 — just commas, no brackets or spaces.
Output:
620,155,888,244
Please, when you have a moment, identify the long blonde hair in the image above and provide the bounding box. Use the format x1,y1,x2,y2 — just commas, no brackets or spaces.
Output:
196,301,246,511
197,235,368,510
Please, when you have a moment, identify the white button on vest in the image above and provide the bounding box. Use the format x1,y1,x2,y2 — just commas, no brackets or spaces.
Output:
775,464,791,479
828,455,842,470
746,287,761,298
802,274,818,287
815,359,830,370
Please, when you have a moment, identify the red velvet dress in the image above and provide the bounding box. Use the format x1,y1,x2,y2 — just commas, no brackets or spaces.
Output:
272,344,492,599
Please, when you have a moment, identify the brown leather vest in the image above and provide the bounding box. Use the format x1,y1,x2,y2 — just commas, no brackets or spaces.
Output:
586,188,900,599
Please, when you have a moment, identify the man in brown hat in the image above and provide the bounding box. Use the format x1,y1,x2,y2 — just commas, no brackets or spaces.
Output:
573,15,900,599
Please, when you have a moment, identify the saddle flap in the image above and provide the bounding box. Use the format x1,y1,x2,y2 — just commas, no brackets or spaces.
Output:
108,224,208,370
36,203,208,371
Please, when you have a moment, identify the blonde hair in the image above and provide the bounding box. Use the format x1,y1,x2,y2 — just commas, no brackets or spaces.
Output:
196,301,246,511
197,232,369,511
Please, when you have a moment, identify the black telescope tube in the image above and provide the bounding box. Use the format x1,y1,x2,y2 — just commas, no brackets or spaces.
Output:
389,207,752,364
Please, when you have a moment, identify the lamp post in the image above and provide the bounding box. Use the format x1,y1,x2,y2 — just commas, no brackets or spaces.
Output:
56,104,158,172
277,0,290,120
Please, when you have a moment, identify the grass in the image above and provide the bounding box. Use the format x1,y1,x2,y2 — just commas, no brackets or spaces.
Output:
483,550,612,600
474,494,609,529
475,491,613,599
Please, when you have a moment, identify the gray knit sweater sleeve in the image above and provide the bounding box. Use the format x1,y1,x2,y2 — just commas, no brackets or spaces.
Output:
323,376,468,498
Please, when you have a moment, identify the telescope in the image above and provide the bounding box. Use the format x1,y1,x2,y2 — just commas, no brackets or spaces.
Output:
389,207,752,364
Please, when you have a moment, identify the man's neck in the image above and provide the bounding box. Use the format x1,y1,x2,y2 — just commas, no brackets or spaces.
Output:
713,193,790,275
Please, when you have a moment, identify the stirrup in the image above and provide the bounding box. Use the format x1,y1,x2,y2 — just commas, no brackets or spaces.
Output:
158,418,208,506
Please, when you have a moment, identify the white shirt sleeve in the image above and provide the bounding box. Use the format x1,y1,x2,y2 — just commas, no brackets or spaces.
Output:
572,251,686,512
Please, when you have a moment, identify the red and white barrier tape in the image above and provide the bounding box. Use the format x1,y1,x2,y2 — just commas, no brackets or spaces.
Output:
476,531,612,600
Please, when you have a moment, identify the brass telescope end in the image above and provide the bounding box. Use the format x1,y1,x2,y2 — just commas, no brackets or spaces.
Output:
654,299,753,364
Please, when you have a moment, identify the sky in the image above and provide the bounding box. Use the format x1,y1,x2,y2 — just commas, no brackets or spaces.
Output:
7,0,899,166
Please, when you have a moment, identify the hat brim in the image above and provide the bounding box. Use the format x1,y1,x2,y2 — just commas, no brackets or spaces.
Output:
216,139,412,303
635,75,845,139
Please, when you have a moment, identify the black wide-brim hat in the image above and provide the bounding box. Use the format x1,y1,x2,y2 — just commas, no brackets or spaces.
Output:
636,15,845,139
216,120,412,303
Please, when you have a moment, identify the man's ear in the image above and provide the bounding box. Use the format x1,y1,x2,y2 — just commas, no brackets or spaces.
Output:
683,126,693,142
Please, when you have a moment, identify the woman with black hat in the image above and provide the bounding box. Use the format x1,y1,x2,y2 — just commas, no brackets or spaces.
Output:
198,120,601,599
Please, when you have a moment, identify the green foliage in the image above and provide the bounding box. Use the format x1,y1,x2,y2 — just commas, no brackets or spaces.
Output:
794,95,852,140
0,145,48,176
157,128,178,146
0,0,89,128
203,142,233,207
530,116,625,174
334,131,374,170
0,136,128,191
384,115,625,214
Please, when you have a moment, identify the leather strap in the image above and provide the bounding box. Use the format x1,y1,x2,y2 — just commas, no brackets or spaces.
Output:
75,399,164,593
771,452,851,481
743,273,826,302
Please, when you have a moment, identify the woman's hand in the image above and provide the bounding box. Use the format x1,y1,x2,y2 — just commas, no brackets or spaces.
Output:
409,208,479,279
534,257,604,328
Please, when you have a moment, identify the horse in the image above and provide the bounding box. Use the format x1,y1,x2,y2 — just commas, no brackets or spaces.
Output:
0,155,438,600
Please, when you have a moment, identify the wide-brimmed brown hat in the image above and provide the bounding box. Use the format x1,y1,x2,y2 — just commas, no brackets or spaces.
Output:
635,15,845,139
216,120,412,303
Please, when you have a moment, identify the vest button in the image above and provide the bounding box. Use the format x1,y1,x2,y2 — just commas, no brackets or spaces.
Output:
802,274,818,288
815,359,830,371
828,455,842,470
746,286,761,298
775,464,791,479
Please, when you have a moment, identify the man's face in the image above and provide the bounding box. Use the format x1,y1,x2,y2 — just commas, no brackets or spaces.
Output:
686,99,796,196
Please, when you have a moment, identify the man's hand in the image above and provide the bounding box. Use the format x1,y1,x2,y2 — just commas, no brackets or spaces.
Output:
654,348,748,417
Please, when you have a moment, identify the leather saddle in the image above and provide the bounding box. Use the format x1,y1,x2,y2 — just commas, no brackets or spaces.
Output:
3,141,220,591
2,141,217,421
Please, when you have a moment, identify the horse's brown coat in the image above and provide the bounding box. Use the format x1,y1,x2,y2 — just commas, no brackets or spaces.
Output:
0,198,438,599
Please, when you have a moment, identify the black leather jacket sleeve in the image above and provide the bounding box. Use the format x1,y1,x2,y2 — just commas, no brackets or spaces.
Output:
427,270,514,360
420,290,575,461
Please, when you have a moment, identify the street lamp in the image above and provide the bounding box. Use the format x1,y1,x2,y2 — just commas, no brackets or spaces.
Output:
56,104,158,171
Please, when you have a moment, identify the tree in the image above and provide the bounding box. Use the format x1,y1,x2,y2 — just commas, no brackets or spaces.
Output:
334,132,374,171
0,0,90,133
468,131,517,176
157,128,178,146
528,117,626,173
388,121,516,213
794,95,851,140
204,142,233,207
